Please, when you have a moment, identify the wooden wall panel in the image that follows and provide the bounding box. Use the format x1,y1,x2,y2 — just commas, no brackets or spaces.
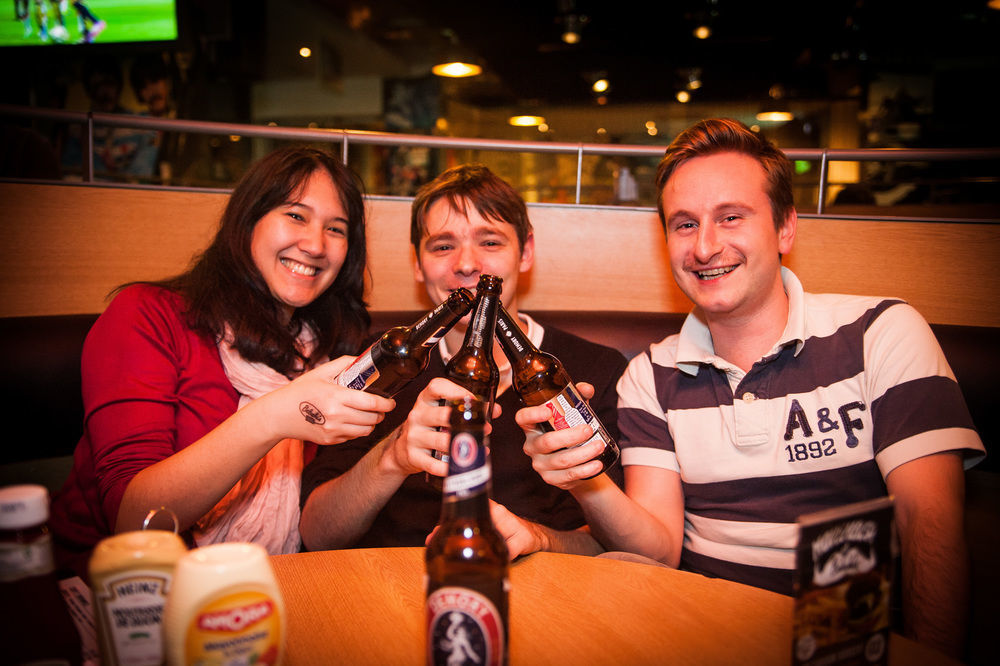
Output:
0,184,226,316
1,183,997,327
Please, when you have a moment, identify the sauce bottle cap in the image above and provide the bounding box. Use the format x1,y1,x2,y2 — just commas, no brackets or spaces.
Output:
0,484,49,529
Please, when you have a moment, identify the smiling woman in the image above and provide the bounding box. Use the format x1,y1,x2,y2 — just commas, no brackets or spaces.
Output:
250,168,351,322
47,146,397,579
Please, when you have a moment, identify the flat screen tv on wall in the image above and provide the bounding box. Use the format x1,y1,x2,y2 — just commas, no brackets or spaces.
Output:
1,1,178,48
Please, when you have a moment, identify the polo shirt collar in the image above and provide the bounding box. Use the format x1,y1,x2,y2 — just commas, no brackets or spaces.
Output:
675,266,806,376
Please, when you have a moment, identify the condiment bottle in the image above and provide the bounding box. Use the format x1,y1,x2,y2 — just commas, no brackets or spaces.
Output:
89,528,187,666
163,542,285,666
0,483,82,665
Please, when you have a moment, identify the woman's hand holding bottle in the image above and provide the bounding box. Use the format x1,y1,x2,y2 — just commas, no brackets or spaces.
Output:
259,355,396,445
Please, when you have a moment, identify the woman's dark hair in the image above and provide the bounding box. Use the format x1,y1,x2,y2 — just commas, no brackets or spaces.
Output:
148,146,370,376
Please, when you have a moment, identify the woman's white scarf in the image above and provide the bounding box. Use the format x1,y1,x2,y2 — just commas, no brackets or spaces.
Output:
193,326,320,555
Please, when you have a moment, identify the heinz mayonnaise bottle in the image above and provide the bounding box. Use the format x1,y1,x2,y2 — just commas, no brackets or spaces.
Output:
163,542,285,666
89,529,187,666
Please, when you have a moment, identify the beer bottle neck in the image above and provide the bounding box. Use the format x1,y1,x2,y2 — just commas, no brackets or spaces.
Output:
439,486,492,523
461,288,500,354
408,290,474,349
440,418,493,524
495,304,536,365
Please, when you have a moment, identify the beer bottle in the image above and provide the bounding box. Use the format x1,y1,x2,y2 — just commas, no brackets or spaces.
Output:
495,304,620,477
425,395,509,666
427,275,502,485
444,274,502,417
337,288,474,397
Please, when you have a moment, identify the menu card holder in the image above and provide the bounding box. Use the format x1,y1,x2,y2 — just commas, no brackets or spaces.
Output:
792,496,895,666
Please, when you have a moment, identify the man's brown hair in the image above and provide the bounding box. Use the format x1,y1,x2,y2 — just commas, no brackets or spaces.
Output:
655,118,794,230
411,164,532,253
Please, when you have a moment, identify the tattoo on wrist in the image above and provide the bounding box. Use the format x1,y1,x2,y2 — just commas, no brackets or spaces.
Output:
300,402,326,425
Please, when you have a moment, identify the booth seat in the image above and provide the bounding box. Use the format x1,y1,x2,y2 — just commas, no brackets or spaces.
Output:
0,309,996,663
0,310,994,469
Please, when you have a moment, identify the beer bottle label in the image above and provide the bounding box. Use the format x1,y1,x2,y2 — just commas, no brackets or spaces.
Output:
541,384,612,449
426,586,505,666
336,344,383,390
443,432,488,498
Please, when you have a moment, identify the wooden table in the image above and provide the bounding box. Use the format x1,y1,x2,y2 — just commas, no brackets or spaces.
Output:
270,547,956,665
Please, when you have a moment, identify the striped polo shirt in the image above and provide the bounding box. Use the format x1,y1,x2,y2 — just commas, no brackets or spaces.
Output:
617,268,985,594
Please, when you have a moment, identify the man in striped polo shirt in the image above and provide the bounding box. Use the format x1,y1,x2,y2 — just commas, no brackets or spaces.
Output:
515,118,984,658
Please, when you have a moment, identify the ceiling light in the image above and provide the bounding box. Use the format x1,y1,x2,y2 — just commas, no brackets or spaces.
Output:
432,29,482,78
694,25,711,40
509,115,546,127
560,12,587,44
538,123,549,133
756,110,794,122
592,79,609,93
432,61,482,77
757,84,793,122
676,90,691,103
299,47,312,58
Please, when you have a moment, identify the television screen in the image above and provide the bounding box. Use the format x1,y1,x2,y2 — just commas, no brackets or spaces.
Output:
2,1,178,47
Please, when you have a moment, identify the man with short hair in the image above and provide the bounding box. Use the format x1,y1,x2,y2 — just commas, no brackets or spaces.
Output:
517,118,984,657
299,164,627,557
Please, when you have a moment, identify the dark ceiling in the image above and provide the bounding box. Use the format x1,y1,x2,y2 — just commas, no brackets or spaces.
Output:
317,0,1000,109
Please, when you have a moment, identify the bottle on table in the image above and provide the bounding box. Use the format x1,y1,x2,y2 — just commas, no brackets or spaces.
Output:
163,542,285,666
337,288,475,397
89,527,187,666
495,304,620,477
425,395,509,666
0,484,82,665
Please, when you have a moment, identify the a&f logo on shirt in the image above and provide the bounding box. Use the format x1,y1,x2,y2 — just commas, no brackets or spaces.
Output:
781,398,867,464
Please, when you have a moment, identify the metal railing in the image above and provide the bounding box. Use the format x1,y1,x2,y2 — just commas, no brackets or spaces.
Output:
2,103,998,223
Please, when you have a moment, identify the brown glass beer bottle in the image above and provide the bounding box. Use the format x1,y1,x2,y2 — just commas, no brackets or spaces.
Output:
427,275,502,484
444,274,502,419
425,395,509,666
495,304,620,477
337,288,474,397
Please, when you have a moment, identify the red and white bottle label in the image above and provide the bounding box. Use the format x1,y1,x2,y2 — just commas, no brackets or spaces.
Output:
542,384,612,448
426,586,504,666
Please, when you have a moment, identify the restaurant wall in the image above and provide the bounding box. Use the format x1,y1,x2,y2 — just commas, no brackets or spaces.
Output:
1,182,997,327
